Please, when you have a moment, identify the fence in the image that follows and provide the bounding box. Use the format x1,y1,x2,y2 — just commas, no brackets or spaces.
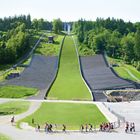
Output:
102,102,125,128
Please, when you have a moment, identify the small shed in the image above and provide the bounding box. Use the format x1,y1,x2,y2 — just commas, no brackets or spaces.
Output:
48,36,54,43
6,72,20,80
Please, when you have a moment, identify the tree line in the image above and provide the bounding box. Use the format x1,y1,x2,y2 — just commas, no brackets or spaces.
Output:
0,23,30,64
0,15,64,64
73,18,140,70
0,15,53,31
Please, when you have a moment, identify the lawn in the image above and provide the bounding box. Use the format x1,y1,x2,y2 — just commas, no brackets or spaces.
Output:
0,133,10,140
0,101,30,115
0,85,38,98
108,57,140,82
35,33,64,56
19,102,107,130
47,36,92,100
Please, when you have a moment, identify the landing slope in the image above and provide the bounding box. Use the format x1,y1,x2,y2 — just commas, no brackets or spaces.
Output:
47,36,91,100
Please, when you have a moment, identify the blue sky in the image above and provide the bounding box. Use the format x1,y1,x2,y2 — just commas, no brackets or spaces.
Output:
0,0,140,22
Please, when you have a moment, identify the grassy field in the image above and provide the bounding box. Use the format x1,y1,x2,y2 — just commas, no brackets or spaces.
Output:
108,57,140,82
47,36,92,100
19,102,107,130
0,101,30,115
0,133,10,140
35,33,64,56
0,85,38,98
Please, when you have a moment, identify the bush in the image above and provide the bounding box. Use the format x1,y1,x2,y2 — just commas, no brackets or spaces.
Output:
136,62,140,71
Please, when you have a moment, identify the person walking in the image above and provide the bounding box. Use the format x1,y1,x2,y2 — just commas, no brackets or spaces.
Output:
89,124,93,132
37,124,40,132
62,124,66,132
125,122,129,133
132,122,135,132
85,124,88,132
80,125,84,132
44,123,48,133
11,116,15,125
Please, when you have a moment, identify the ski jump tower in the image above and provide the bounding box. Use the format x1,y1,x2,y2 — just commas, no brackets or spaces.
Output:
67,24,71,35
64,23,71,35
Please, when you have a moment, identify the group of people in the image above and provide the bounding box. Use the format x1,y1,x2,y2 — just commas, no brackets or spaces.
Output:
11,117,135,134
125,122,135,133
99,123,114,132
35,123,66,133
80,124,94,132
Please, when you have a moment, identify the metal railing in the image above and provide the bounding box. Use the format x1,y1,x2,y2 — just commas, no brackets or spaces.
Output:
102,102,125,125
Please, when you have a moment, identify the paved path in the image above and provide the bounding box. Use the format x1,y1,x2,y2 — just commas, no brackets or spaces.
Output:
104,101,140,134
0,124,140,140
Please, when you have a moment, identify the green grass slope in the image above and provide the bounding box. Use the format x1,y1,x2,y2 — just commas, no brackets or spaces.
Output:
108,57,140,82
0,101,30,115
0,85,38,98
47,36,92,100
19,102,107,130
35,34,64,56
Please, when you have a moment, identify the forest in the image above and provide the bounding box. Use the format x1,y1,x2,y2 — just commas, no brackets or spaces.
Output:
72,18,140,70
0,15,52,64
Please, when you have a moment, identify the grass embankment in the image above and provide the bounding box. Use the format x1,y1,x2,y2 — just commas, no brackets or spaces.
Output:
0,133,10,140
0,101,30,115
73,36,95,56
47,36,91,100
19,102,107,130
35,33,64,56
0,85,38,98
108,57,140,82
